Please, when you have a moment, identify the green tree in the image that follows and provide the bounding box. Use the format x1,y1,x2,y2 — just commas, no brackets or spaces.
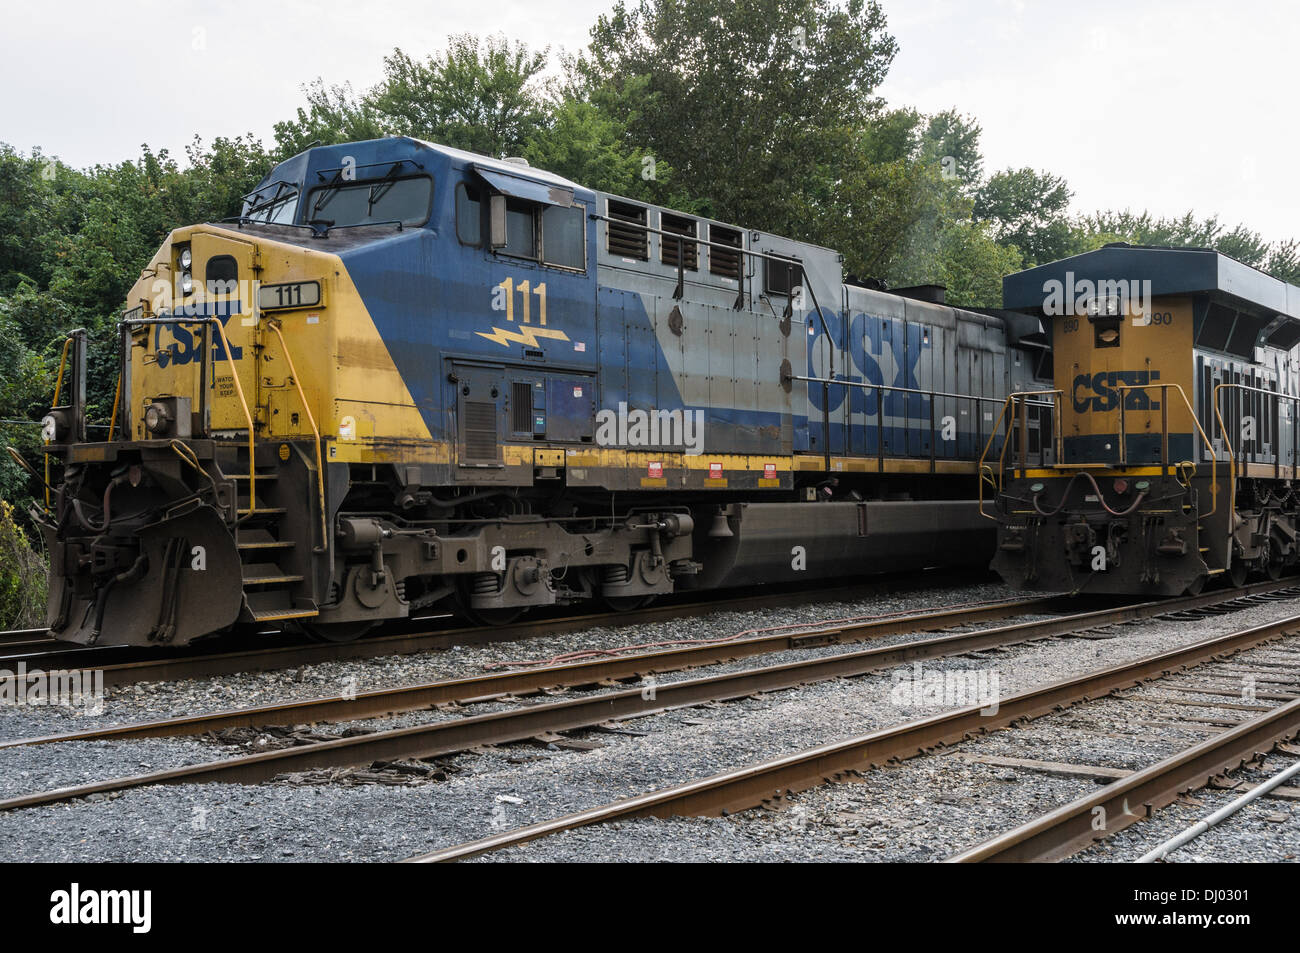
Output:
918,110,983,190
1072,210,1297,282
370,35,552,157
272,80,387,158
526,65,690,205
0,499,47,629
973,167,1073,266
581,0,897,236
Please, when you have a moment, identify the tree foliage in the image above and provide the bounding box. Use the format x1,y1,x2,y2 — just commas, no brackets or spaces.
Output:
974,167,1073,266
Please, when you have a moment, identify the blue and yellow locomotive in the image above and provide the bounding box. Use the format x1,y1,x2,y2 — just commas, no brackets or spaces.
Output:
35,136,1053,646
986,244,1300,595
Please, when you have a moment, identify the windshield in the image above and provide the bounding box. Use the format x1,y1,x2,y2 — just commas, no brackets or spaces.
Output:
306,176,433,228
243,183,299,224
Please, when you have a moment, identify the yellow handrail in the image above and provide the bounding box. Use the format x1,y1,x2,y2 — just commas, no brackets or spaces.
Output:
976,389,1063,520
266,319,328,548
107,374,122,442
208,318,257,513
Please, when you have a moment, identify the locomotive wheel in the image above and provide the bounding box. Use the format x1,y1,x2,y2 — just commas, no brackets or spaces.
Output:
602,594,657,612
452,583,525,627
1228,560,1249,588
302,620,376,643
464,606,526,626
1266,549,1285,580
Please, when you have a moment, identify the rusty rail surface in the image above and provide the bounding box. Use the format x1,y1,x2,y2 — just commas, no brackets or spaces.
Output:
1,595,1058,749
10,580,1300,752
0,572,967,689
946,695,1300,862
406,609,1300,862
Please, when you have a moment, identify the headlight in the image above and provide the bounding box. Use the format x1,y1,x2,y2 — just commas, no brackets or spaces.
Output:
180,272,193,295
179,248,192,269
144,403,171,435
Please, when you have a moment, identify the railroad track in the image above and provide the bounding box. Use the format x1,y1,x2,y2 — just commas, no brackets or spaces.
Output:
946,656,1300,862
393,584,1300,862
0,628,49,647
1,592,1058,750
0,569,989,689
2,579,1296,820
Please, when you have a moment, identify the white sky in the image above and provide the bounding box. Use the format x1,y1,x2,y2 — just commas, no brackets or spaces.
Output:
2,0,1296,242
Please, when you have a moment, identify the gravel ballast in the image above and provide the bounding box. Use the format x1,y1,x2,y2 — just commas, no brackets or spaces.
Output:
2,586,1299,862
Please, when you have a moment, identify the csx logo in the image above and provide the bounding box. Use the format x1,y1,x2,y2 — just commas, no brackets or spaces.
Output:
808,311,930,417
1072,370,1161,412
153,311,243,368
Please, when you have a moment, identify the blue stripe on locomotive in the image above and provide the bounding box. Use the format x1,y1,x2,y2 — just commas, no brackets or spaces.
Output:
278,139,999,462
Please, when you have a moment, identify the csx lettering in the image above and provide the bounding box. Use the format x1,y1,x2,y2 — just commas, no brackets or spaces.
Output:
153,313,244,368
1072,370,1161,412
809,312,930,418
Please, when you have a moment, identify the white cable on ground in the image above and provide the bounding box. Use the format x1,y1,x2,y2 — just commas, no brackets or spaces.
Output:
1137,754,1300,863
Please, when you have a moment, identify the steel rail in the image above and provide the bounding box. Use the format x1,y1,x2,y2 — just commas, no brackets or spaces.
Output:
0,628,51,645
8,580,1295,749
947,695,1300,862
0,595,1056,749
1135,751,1300,863
0,574,953,689
405,610,1300,862
4,583,1296,816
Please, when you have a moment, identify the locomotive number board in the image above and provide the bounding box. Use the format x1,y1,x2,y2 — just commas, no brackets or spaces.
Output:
258,281,322,311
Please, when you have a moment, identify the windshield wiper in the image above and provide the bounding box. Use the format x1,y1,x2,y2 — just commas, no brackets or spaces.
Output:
366,162,406,215
245,181,297,221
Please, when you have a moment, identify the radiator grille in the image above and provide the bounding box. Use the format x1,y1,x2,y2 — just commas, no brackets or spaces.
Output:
511,382,533,434
463,401,499,462
660,213,698,271
709,224,742,279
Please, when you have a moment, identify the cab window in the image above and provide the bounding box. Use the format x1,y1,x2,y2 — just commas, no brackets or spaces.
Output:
456,183,482,245
496,197,586,272
306,175,433,228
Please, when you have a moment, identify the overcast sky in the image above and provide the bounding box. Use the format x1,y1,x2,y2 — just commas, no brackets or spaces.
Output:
2,0,1295,242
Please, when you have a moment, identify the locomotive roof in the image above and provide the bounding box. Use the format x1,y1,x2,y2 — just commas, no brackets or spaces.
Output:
1003,243,1300,352
1004,243,1300,321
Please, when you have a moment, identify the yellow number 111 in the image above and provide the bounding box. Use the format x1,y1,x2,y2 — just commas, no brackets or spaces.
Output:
497,277,548,325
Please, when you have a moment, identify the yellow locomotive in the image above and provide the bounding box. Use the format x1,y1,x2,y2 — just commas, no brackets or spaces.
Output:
986,244,1300,595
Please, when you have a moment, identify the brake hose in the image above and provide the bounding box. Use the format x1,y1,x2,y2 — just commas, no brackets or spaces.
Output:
1033,470,1147,518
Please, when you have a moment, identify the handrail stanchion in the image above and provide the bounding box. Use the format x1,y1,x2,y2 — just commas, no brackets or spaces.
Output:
267,319,328,551
108,375,122,442
207,318,256,513
44,336,74,512
120,315,258,513
1115,382,1217,518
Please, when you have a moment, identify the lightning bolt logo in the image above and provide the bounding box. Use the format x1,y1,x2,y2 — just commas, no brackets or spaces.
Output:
476,326,571,348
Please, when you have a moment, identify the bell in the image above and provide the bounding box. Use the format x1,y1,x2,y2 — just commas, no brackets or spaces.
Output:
708,509,734,538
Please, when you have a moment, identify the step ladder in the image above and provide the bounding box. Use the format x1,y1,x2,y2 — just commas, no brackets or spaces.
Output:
224,454,319,624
